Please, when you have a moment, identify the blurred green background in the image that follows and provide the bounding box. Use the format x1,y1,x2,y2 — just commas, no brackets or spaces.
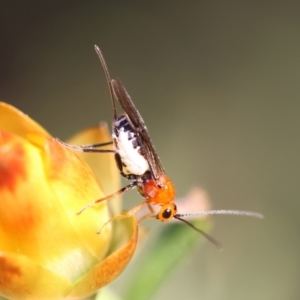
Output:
1,1,299,299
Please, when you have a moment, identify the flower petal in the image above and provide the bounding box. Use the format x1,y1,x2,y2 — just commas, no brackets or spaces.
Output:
26,132,113,262
66,123,121,216
0,251,73,300
68,217,138,298
0,102,50,138
0,102,139,299
0,131,110,283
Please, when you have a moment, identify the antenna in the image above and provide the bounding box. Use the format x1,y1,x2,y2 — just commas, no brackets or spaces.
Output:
174,209,263,249
175,210,264,219
174,215,223,250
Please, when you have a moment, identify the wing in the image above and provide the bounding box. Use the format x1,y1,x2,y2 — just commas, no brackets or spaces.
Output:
111,78,165,179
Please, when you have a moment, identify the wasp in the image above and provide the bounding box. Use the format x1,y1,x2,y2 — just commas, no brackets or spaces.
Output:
57,46,263,248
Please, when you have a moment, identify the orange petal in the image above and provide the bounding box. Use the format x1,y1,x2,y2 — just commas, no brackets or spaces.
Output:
0,102,51,138
0,102,139,299
67,123,121,216
0,252,73,300
68,217,138,299
0,131,110,281
26,132,113,261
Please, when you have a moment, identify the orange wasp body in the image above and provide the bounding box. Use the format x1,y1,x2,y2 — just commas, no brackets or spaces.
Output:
57,46,262,247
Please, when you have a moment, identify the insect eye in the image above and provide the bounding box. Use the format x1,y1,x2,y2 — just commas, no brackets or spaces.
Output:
157,203,177,222
162,208,172,219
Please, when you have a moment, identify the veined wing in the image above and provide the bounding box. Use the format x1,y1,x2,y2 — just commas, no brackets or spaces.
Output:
111,78,164,180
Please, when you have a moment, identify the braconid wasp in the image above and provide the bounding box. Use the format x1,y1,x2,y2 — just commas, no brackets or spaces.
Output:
56,46,263,248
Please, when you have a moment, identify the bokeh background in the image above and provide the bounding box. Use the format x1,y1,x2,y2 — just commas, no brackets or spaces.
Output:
1,1,300,299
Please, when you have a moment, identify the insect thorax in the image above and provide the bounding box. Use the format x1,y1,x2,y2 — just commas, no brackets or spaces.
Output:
113,115,150,178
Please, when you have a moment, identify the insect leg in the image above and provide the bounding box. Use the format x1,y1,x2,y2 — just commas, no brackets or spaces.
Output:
77,182,138,215
55,138,115,153
97,200,148,234
136,203,157,223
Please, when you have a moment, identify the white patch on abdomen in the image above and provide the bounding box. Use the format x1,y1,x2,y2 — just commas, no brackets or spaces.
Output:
113,128,149,175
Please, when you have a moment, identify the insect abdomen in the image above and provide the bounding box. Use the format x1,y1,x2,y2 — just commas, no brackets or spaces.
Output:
113,116,149,176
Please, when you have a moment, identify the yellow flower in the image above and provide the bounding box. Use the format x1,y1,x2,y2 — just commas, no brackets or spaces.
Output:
0,102,138,300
